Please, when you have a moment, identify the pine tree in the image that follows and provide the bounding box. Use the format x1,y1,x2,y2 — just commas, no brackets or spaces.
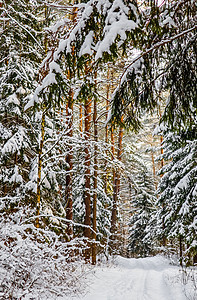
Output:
0,0,44,211
156,122,197,265
127,153,157,257
110,0,196,130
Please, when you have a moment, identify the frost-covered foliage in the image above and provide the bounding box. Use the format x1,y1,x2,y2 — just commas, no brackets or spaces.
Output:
0,0,76,242
29,0,139,107
0,0,44,203
0,0,67,222
127,153,157,257
26,108,70,194
111,0,197,129
1,0,196,277
181,267,197,300
156,122,197,264
72,124,112,241
0,210,88,299
55,0,139,61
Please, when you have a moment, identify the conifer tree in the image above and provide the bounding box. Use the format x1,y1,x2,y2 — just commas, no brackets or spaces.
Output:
127,153,157,257
156,121,197,265
110,0,196,130
0,0,44,211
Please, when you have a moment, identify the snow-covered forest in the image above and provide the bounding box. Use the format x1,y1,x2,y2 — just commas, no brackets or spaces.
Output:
0,0,196,299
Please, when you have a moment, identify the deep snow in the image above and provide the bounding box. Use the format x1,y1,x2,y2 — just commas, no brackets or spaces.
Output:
65,256,195,300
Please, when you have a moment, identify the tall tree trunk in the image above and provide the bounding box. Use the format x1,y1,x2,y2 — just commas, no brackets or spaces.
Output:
65,2,77,237
79,104,83,136
104,65,110,194
65,93,73,237
110,125,115,229
160,135,164,168
84,71,92,260
110,120,123,253
36,110,45,228
92,94,98,265
44,5,48,54
35,4,49,229
159,104,166,246
180,235,183,267
159,104,164,169
151,138,157,190
151,148,156,177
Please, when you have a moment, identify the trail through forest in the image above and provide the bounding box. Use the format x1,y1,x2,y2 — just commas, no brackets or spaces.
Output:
70,256,189,300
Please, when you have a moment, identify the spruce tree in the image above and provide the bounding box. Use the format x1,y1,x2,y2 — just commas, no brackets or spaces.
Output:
156,122,197,265
128,155,157,257
110,0,197,130
0,0,44,211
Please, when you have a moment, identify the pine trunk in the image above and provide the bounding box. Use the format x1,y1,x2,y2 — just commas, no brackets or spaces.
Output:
110,122,123,252
109,126,116,252
84,94,92,260
65,3,77,237
65,93,73,237
79,104,83,136
36,111,45,228
92,96,98,265
111,126,115,227
159,106,166,246
104,66,110,194
151,139,157,190
180,235,183,267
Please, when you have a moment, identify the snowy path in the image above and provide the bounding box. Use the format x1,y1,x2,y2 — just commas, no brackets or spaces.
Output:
71,256,188,300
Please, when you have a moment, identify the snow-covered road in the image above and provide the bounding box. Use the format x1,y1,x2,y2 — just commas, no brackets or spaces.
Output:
71,256,188,300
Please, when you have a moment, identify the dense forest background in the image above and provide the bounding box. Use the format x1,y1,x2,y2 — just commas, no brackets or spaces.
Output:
0,0,196,297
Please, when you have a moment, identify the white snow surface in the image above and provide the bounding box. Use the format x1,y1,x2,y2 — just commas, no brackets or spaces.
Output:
64,256,191,300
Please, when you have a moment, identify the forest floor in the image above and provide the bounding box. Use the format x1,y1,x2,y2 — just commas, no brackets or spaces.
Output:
66,256,196,300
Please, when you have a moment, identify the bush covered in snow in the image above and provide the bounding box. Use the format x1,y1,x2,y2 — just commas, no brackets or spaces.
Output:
0,211,89,299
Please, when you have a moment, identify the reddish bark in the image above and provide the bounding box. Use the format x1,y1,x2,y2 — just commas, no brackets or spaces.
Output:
92,96,98,265
84,94,92,260
65,94,73,237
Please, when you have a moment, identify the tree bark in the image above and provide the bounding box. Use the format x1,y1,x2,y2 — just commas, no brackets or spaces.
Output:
110,125,115,231
180,235,183,267
65,93,73,237
84,80,92,260
79,104,83,136
92,95,98,265
110,120,123,253
159,105,166,246
36,111,45,228
104,65,110,194
65,3,77,237
35,3,49,228
151,139,158,190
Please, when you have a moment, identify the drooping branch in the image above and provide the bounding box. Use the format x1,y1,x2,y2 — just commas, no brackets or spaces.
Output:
119,25,197,86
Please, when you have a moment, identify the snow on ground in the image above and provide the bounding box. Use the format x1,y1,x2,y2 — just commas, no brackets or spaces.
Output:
64,256,195,300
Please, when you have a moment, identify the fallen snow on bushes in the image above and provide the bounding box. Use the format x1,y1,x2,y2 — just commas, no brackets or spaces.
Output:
0,220,88,300
1,226,196,300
